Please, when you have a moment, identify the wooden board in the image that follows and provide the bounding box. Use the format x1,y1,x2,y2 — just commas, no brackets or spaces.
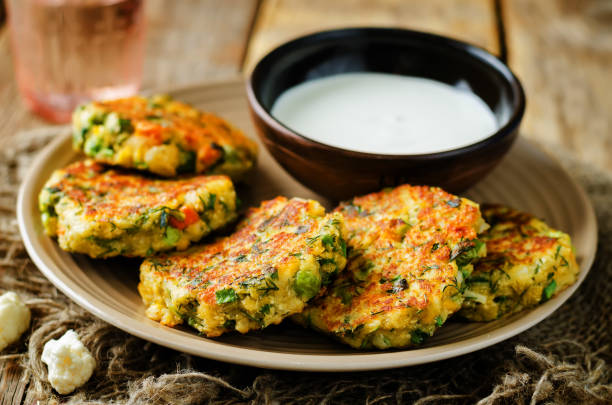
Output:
503,0,612,171
143,0,258,88
0,0,258,146
243,0,499,72
0,357,28,405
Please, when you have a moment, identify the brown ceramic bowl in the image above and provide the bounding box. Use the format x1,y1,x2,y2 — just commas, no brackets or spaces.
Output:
246,27,526,201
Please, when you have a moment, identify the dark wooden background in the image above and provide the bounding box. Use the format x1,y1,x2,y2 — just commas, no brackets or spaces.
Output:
0,0,611,402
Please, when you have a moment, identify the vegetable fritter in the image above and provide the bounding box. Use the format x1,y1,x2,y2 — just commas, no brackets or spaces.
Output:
295,185,488,349
460,204,579,321
39,160,237,258
138,197,347,337
72,95,258,179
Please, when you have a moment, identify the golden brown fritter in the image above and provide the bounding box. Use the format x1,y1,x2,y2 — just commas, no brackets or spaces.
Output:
460,204,579,321
72,95,257,179
139,197,347,337
39,160,237,258
295,185,488,349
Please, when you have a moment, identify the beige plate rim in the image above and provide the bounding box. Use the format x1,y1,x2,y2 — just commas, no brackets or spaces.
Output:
17,84,598,372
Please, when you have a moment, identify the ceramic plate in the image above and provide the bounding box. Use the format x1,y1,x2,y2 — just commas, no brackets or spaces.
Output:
17,80,597,371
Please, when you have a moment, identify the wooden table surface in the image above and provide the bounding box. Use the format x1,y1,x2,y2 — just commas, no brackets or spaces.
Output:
0,0,610,401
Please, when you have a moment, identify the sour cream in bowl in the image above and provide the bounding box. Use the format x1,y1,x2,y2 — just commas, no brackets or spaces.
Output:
271,72,499,155
246,28,525,201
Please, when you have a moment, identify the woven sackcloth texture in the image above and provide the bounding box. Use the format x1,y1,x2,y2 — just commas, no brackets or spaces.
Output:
0,128,610,405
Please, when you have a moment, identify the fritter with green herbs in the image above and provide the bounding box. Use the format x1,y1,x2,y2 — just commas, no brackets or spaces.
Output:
72,95,258,179
138,197,347,337
294,185,489,349
39,160,237,258
459,204,579,321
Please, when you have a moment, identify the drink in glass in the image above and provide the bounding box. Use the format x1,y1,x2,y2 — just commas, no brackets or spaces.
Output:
7,0,146,123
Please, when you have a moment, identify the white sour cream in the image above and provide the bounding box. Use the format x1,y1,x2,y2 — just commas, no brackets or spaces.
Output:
271,72,498,155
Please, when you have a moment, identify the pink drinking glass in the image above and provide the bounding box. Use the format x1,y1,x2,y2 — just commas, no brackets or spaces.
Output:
6,0,146,123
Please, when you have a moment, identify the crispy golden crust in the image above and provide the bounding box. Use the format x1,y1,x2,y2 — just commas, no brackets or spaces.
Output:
72,95,257,179
460,204,579,321
295,185,488,349
138,197,347,337
39,160,237,258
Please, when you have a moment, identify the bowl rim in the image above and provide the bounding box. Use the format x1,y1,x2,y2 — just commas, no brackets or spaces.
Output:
246,26,526,160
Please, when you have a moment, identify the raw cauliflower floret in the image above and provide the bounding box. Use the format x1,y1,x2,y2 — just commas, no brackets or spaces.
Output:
0,291,31,351
41,330,96,395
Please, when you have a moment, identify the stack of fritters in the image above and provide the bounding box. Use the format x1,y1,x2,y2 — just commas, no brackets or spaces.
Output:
295,191,579,349
295,185,489,349
40,95,258,259
138,197,347,337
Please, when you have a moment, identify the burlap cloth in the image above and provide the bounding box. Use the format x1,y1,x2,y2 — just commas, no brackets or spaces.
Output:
0,128,610,405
